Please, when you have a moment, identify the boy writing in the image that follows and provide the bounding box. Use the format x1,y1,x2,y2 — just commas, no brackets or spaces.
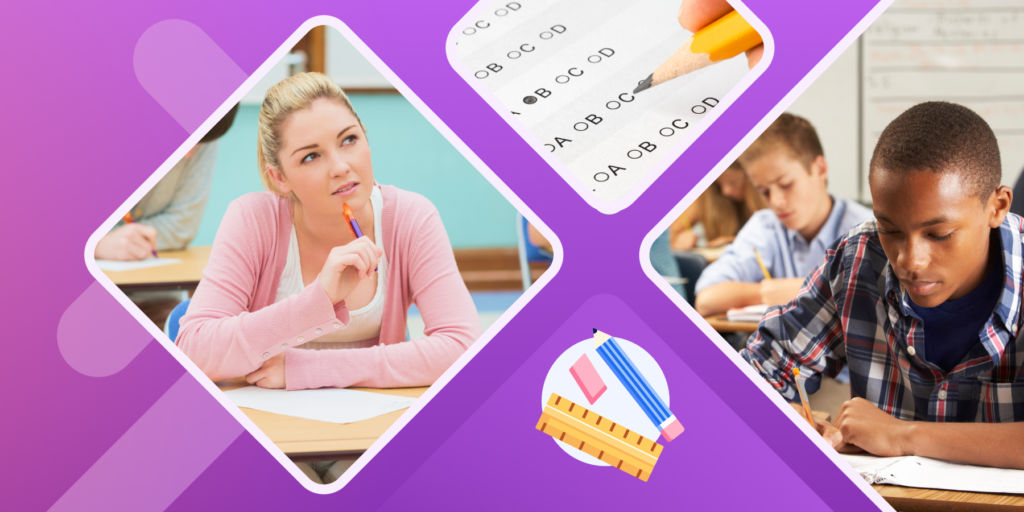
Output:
694,114,873,317
742,102,1024,469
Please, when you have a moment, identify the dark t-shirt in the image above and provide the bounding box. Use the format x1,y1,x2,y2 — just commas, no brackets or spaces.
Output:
909,237,1003,373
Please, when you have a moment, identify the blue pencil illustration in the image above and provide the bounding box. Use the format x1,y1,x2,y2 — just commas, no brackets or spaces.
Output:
594,329,684,442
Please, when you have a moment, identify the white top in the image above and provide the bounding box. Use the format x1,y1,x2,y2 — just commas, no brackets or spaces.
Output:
275,186,389,349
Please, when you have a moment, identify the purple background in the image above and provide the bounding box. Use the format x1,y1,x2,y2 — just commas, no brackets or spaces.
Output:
0,0,885,510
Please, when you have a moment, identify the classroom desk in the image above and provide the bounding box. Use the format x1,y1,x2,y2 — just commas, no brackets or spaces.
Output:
703,315,759,333
689,245,727,263
871,484,1024,511
217,378,427,462
103,245,211,291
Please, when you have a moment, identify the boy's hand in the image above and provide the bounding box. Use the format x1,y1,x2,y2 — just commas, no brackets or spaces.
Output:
833,398,911,457
759,278,804,306
789,403,862,453
678,0,764,68
246,353,286,389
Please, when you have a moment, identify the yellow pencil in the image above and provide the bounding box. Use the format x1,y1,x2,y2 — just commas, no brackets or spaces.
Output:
792,368,817,430
634,10,762,93
753,248,771,280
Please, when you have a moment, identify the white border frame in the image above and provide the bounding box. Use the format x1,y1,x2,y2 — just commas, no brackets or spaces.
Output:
84,15,563,495
445,0,776,214
639,1,896,510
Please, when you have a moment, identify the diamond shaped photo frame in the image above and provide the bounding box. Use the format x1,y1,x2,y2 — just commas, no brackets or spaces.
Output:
83,15,562,494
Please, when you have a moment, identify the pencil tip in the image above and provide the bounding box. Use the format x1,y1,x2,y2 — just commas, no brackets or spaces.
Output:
593,328,598,334
632,74,653,94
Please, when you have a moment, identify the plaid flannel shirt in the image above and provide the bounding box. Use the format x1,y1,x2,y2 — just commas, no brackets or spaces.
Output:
741,215,1024,423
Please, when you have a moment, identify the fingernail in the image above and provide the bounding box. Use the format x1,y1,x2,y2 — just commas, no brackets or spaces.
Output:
828,434,842,447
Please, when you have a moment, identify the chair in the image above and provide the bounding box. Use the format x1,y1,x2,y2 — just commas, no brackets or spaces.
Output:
650,231,687,301
516,212,553,290
164,298,191,343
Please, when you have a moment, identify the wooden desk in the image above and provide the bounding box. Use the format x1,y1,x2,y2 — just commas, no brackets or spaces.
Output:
103,245,211,291
872,483,1024,511
218,378,427,462
703,315,759,333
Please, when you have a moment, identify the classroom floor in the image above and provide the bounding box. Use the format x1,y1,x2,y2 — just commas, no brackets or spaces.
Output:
407,291,521,340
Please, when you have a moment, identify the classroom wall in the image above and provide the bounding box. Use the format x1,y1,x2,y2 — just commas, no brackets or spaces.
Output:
192,96,519,248
785,42,862,203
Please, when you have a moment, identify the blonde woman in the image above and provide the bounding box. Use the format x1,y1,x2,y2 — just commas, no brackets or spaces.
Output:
670,161,765,251
177,71,480,394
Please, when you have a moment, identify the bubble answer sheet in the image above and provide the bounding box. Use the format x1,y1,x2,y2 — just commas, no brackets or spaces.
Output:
453,0,752,204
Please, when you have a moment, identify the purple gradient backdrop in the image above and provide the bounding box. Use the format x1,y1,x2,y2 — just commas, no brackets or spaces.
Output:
0,0,884,510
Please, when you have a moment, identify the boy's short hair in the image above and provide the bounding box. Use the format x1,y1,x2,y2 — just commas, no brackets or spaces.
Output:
738,113,823,171
869,101,1001,200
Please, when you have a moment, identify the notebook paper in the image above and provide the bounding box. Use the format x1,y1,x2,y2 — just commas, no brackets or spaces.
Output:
225,386,417,424
842,453,1024,494
96,258,182,272
455,0,750,203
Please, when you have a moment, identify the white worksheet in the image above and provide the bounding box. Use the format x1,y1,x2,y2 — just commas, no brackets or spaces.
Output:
455,0,750,203
225,386,417,424
842,453,1024,494
95,258,182,272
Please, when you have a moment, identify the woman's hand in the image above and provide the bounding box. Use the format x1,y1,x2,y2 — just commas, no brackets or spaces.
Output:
318,236,383,305
246,353,285,389
672,231,699,251
707,235,735,247
95,223,158,261
678,0,764,68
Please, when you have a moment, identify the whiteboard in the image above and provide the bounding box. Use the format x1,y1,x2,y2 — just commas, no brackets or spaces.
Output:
860,0,1024,200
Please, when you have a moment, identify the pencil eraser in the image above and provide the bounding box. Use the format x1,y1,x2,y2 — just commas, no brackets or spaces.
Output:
569,354,607,404
660,419,684,442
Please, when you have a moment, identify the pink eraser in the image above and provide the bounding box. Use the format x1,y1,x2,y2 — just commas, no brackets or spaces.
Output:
660,419,684,442
569,353,607,404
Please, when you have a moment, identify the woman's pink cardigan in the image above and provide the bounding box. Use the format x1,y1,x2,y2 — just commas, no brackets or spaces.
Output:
176,186,481,390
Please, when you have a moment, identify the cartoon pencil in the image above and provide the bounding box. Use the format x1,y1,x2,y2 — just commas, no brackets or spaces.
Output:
634,10,762,94
593,329,684,441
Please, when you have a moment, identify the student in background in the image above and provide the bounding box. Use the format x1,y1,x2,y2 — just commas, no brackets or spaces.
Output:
94,104,238,260
743,102,1024,469
670,160,765,251
694,114,873,317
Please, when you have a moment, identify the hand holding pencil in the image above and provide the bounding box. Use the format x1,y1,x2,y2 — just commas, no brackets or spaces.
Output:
634,0,763,94
678,0,763,69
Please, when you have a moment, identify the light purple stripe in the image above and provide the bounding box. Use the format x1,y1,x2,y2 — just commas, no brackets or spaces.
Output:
49,373,243,512
58,281,153,377
133,19,247,133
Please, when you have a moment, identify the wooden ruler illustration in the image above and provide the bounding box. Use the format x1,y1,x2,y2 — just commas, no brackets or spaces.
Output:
536,393,663,481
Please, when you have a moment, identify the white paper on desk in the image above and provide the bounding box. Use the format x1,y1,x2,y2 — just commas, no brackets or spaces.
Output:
224,386,417,424
96,258,181,272
842,454,1024,494
454,0,749,203
726,304,768,322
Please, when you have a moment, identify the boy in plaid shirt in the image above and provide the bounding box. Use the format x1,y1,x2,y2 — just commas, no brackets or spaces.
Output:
741,102,1024,469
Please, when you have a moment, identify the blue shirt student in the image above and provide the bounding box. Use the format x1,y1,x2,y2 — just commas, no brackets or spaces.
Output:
695,196,874,294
